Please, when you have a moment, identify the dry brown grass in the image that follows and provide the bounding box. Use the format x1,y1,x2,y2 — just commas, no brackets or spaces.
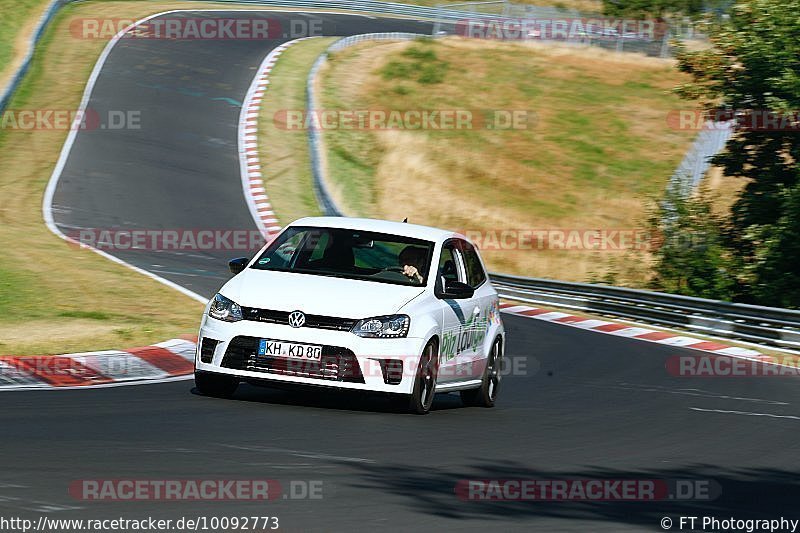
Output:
319,37,697,283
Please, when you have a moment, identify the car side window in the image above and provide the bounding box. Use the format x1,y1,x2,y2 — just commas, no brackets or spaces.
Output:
438,243,460,284
460,240,487,288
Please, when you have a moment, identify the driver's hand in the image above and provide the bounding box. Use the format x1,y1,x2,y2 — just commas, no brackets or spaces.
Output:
402,265,422,282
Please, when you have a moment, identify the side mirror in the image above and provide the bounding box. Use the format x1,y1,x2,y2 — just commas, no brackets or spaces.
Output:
436,279,474,300
228,257,249,275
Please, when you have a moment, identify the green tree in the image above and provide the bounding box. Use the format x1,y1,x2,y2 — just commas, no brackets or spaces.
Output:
649,189,741,299
674,0,800,307
747,184,800,307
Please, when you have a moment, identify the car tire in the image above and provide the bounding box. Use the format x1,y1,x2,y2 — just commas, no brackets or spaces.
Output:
461,337,502,408
407,340,439,415
194,372,239,398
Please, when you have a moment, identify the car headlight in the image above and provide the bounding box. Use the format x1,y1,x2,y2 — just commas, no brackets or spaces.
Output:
351,315,410,338
208,293,243,322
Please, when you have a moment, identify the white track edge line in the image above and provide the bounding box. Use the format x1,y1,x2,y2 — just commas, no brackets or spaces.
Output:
42,11,208,304
41,10,380,306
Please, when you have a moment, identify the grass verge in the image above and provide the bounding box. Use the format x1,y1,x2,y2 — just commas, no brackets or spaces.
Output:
257,37,337,223
0,0,52,91
0,0,292,355
318,37,698,284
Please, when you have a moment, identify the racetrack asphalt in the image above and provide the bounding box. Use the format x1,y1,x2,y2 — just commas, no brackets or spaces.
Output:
51,11,433,297
4,10,799,532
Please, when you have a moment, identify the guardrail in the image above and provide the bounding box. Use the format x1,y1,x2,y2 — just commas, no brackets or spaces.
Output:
2,0,489,117
0,0,63,115
208,0,672,58
491,273,800,351
202,0,503,20
669,120,734,196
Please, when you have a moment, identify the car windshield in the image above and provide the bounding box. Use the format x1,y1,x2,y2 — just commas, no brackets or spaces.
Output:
250,226,435,287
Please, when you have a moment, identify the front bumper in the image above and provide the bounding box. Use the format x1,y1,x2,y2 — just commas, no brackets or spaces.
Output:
196,315,428,394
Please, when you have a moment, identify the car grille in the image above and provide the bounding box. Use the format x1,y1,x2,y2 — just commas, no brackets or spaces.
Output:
240,307,357,332
221,336,364,383
199,337,220,363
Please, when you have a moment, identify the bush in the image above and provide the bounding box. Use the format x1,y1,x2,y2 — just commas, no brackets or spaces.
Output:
378,45,448,85
649,188,742,301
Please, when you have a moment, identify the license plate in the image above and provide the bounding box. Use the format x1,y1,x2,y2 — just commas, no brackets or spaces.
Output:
258,339,323,361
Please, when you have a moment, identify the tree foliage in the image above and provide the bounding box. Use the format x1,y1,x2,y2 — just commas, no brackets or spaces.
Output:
649,189,741,299
666,0,800,308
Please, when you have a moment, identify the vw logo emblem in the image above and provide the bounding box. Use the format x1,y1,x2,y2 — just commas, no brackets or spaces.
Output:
288,311,306,328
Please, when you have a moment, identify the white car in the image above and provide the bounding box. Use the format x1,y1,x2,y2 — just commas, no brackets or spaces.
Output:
194,217,505,414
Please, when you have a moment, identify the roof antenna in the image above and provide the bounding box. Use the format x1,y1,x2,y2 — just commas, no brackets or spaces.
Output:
402,217,408,223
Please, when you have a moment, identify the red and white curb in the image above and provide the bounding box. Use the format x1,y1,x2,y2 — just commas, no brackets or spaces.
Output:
499,302,777,362
1,307,780,391
0,338,197,391
239,37,319,239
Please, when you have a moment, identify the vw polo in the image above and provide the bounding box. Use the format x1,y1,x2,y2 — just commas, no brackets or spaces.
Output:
195,217,505,414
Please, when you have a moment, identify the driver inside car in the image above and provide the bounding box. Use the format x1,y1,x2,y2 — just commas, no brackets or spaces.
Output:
399,245,427,285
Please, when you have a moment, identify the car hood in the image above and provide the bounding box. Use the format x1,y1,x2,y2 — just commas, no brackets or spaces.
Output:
220,269,426,318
